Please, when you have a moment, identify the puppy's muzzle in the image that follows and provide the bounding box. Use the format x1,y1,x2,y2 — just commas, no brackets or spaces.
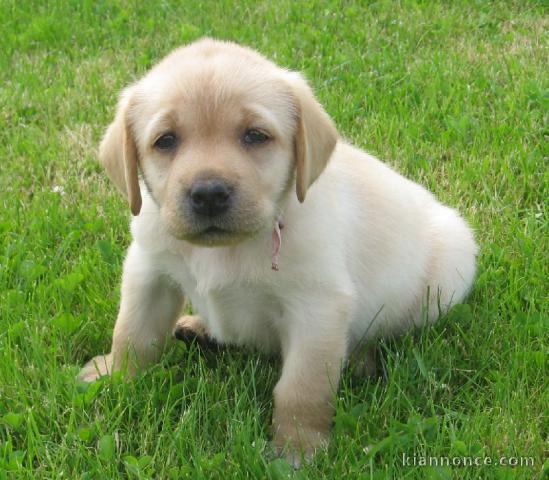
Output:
188,179,233,218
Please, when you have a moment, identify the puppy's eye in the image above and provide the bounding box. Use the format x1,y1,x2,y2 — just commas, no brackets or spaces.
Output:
242,129,270,146
154,133,178,150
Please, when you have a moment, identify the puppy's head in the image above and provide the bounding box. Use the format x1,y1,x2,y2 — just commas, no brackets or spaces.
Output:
99,38,337,246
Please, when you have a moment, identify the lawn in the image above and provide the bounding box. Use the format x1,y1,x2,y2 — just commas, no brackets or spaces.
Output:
0,0,546,478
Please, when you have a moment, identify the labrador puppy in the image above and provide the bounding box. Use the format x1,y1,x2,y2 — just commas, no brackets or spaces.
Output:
79,38,477,465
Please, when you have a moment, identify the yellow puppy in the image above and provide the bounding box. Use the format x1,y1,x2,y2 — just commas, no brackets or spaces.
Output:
80,38,477,466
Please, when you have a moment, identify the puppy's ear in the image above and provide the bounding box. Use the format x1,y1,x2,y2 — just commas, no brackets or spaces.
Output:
287,73,338,202
99,87,142,215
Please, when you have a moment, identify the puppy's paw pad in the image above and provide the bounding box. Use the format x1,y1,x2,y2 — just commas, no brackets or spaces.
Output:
173,325,200,343
173,315,217,348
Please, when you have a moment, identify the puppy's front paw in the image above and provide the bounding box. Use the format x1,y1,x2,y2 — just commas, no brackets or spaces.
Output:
272,426,328,468
78,353,113,382
173,315,217,348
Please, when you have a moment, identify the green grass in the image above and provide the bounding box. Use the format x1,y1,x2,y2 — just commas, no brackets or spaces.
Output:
0,0,547,478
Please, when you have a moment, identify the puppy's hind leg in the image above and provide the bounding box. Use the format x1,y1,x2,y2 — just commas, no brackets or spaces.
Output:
173,314,218,349
425,206,478,322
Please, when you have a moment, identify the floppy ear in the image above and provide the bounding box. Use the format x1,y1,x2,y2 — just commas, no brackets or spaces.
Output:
288,73,338,202
99,87,142,215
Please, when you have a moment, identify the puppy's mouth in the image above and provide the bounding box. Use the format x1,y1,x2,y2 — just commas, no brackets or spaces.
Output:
161,203,266,247
185,225,250,247
203,226,227,235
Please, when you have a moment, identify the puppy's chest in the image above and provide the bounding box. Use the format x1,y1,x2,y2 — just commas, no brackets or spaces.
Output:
163,253,283,352
200,286,282,352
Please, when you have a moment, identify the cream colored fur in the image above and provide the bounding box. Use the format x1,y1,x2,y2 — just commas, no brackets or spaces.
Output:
79,38,478,466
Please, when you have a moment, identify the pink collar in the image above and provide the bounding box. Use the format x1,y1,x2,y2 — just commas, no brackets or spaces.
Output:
271,217,284,271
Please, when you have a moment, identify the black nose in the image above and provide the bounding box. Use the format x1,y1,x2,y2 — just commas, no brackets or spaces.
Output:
189,180,232,217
